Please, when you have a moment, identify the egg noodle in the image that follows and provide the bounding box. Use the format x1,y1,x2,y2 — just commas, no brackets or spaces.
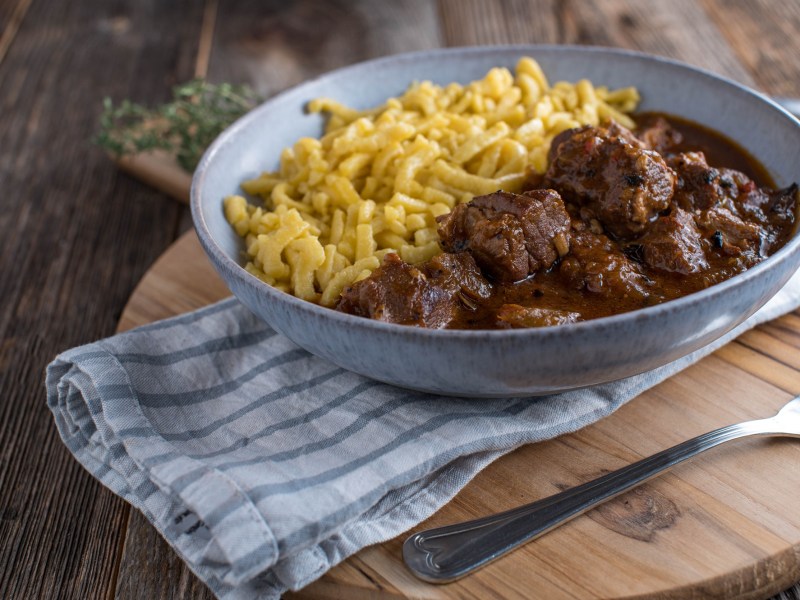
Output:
223,57,639,306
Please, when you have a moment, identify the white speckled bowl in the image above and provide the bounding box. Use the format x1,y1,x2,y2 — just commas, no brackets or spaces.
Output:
191,45,800,397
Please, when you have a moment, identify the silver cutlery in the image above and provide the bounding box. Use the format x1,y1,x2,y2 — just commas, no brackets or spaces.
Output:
404,395,800,583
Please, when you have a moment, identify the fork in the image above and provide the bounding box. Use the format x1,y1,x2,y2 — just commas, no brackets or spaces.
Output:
403,395,800,583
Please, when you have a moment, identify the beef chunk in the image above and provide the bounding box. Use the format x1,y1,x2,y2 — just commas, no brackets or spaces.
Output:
559,226,655,302
337,253,430,326
547,120,643,165
668,152,734,211
423,252,493,324
636,207,708,274
336,252,492,328
694,205,763,259
766,184,799,224
436,189,571,282
496,304,581,328
669,152,796,256
636,117,683,154
544,122,676,239
738,181,798,231
425,252,493,303
756,184,799,251
667,152,776,218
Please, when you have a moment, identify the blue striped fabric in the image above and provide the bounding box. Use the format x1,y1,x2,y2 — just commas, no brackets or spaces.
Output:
46,273,800,599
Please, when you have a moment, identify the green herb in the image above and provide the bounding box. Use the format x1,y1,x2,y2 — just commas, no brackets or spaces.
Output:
95,79,261,172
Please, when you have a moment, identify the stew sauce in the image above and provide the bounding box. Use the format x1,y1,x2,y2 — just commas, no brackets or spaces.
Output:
337,115,798,329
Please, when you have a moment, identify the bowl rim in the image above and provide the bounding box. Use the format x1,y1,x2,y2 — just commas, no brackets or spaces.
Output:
191,44,800,340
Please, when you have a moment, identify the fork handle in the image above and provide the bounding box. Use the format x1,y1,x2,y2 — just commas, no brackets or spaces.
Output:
403,418,775,583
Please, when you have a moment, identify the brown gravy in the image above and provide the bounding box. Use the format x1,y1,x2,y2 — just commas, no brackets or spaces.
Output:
451,114,793,328
337,115,797,329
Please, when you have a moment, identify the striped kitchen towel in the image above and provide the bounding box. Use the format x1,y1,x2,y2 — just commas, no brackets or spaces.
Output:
46,270,800,600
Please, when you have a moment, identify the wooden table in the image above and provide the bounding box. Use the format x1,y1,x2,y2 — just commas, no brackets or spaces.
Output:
2,1,800,598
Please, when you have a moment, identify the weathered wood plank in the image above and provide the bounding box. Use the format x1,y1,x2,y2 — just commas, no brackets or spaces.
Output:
701,0,800,96
116,509,217,600
738,328,800,371
567,0,755,84
0,0,26,50
0,0,206,598
760,313,800,348
0,0,24,30
438,0,755,84
716,340,800,396
438,0,562,45
205,0,442,96
0,0,31,67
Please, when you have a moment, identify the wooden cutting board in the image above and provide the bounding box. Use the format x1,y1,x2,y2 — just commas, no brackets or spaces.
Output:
119,230,800,600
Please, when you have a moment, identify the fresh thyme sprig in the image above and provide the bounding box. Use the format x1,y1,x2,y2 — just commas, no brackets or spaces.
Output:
95,79,262,172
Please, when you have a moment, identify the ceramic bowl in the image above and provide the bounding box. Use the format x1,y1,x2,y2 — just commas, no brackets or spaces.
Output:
191,45,800,397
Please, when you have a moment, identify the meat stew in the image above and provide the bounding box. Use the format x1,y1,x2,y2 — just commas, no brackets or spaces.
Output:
336,115,798,329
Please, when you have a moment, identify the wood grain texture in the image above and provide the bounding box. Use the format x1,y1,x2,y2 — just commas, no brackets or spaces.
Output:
438,0,755,85
205,0,442,96
0,0,32,67
700,0,800,96
195,0,218,79
116,233,230,333
0,0,205,598
114,509,216,600
115,151,192,205
120,231,800,600
438,0,562,46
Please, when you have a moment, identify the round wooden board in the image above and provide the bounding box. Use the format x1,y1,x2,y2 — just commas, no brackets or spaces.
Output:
120,230,800,600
